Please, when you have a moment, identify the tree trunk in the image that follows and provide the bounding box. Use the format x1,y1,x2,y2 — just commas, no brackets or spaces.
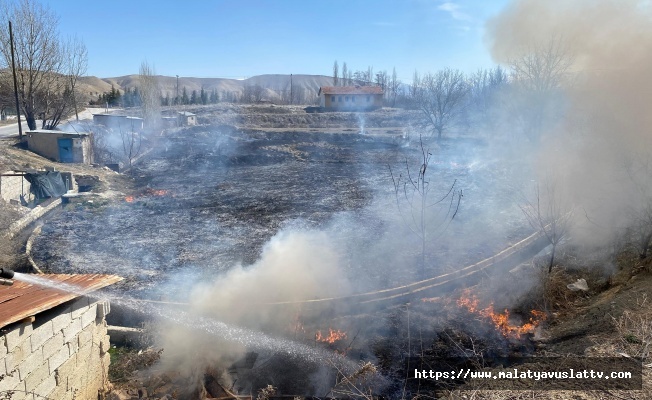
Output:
548,242,557,274
25,112,36,131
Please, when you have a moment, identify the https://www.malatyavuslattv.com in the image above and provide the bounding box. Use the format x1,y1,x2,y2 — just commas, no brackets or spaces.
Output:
415,368,633,381
407,358,642,390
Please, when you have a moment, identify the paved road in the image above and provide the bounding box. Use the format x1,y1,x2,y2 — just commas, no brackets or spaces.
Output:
0,120,34,139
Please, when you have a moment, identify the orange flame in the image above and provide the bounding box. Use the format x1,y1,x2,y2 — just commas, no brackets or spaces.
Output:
456,290,547,339
144,188,168,196
315,328,347,344
125,189,169,203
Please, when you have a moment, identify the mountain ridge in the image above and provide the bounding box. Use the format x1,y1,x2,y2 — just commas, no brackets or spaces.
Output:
78,73,334,103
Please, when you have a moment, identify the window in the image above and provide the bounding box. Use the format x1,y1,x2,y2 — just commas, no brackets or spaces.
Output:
352,96,355,102
338,96,342,102
367,96,371,102
345,96,349,102
331,96,335,102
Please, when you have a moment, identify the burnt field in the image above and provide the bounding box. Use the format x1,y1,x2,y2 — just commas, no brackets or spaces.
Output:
32,125,530,299
27,124,555,396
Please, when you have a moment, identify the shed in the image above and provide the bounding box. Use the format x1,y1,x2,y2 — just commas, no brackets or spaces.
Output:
318,86,384,111
92,114,144,131
178,111,197,126
0,273,122,400
26,130,93,164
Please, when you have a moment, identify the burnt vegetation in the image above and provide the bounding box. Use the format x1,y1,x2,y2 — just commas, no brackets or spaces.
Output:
1,0,650,398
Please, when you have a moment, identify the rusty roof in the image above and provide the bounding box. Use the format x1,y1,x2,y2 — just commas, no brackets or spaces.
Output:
318,86,384,95
0,274,123,329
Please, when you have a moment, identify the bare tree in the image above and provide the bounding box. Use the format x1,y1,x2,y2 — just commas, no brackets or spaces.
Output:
509,36,573,93
120,120,142,172
624,155,652,259
413,68,468,140
0,0,81,131
389,135,463,277
64,36,88,122
40,37,88,129
139,61,161,129
375,70,388,93
466,67,508,130
388,67,401,107
341,62,348,86
507,36,574,141
242,84,264,103
333,60,339,87
520,179,573,273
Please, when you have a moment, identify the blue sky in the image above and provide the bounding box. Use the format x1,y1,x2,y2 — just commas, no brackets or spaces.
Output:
42,0,510,80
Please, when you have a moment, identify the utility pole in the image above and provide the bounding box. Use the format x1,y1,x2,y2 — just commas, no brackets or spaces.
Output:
9,21,22,140
290,74,293,105
71,76,79,121
176,75,179,106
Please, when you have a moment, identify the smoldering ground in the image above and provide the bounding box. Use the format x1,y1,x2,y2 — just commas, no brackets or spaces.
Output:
31,121,536,395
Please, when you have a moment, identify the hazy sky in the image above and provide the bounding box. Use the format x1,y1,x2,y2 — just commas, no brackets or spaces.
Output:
42,0,510,80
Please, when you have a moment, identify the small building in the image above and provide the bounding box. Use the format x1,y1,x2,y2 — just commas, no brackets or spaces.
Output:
161,116,178,128
178,111,197,126
26,130,93,164
0,273,122,400
318,85,384,111
92,114,144,131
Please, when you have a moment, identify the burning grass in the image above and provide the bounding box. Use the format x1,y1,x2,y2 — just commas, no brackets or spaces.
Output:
315,328,347,344
456,289,547,340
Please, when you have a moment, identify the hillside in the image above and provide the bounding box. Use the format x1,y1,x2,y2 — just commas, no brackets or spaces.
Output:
83,73,334,103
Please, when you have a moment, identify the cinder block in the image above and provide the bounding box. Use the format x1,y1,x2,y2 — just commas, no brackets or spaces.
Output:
47,346,70,375
70,297,91,319
0,336,8,359
4,322,33,351
50,308,72,333
66,339,79,356
77,328,92,348
48,379,70,400
23,361,50,391
4,342,27,374
0,369,22,392
55,356,75,383
62,319,82,344
32,374,56,399
75,342,93,368
95,301,110,320
6,380,30,400
29,321,54,352
80,304,98,328
17,348,44,381
41,332,64,360
99,335,111,355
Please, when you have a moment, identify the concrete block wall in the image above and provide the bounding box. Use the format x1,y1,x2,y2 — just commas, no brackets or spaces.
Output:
0,297,112,400
0,173,31,203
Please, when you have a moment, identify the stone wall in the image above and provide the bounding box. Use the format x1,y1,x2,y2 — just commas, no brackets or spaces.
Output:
0,173,31,203
0,296,112,400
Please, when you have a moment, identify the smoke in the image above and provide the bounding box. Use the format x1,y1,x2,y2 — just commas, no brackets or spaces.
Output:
156,228,352,372
486,0,652,249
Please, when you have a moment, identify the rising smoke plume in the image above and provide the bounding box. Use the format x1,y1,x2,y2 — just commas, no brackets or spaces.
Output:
487,0,652,249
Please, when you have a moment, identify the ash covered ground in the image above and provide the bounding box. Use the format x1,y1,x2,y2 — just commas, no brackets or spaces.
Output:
32,122,530,300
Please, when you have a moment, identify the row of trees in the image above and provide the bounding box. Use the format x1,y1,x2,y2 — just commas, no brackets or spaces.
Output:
329,40,571,140
0,0,88,132
93,86,244,108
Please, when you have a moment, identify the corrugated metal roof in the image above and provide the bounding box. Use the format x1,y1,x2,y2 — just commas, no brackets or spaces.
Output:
0,274,123,329
318,86,384,95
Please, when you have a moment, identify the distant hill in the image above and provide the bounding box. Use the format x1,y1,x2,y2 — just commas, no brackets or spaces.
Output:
80,74,335,103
